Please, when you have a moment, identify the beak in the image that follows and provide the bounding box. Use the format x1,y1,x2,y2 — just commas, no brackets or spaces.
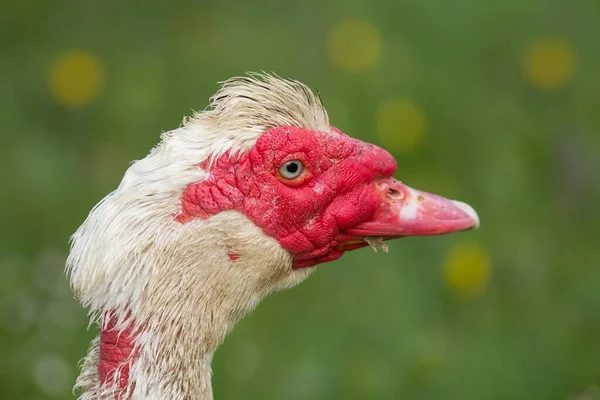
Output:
343,178,479,240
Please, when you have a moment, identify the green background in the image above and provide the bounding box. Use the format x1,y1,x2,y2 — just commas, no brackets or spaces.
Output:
1,0,600,399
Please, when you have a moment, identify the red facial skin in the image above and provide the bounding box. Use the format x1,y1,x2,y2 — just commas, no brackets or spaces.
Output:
178,126,397,268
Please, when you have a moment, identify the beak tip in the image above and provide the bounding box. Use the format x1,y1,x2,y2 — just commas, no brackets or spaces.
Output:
451,200,480,229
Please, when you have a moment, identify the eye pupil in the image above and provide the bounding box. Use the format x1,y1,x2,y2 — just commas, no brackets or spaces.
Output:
286,163,299,173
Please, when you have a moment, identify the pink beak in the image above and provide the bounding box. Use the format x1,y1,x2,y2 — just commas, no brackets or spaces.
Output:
345,178,480,238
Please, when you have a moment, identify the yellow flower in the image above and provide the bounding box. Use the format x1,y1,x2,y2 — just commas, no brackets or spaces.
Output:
48,50,105,107
376,100,426,153
443,242,491,299
328,19,382,73
524,38,576,90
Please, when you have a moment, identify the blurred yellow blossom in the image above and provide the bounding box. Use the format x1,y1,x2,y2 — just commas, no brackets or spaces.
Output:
525,38,576,90
328,19,382,73
376,100,426,153
443,241,491,299
48,50,105,107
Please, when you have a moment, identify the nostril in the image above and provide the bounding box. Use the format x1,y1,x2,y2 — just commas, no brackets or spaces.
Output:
387,188,403,199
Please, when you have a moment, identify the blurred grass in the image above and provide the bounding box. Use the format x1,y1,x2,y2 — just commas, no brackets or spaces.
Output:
1,0,599,399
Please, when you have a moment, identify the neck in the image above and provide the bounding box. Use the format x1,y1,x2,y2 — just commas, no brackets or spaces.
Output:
79,270,264,400
73,213,312,400
79,305,227,399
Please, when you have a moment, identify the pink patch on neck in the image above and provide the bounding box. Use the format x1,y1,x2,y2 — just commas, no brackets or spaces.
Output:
98,313,138,399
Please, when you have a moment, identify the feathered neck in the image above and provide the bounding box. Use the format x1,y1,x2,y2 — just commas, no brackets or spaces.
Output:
71,212,311,399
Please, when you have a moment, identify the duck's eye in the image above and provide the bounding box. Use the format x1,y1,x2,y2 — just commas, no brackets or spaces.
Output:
279,160,304,180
